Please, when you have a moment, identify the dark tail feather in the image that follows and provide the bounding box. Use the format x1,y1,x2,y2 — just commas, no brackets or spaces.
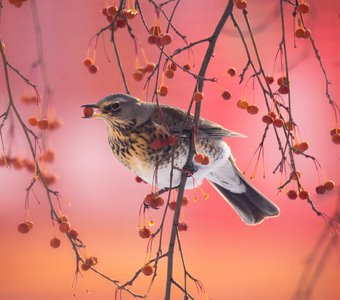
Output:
210,180,280,225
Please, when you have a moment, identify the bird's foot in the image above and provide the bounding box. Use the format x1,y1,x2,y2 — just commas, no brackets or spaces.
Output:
182,163,198,177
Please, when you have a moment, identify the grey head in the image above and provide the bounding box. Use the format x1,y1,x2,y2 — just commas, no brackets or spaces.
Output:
82,94,155,127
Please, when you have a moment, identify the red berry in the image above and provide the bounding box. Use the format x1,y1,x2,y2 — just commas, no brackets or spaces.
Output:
106,5,118,16
83,107,94,117
81,263,91,271
168,62,177,71
150,139,162,150
295,27,305,38
161,33,172,45
287,189,298,200
221,90,232,100
178,222,188,231
324,180,335,191
83,58,93,67
28,116,38,126
50,237,61,248
116,18,126,28
290,170,301,180
169,201,176,210
273,118,284,128
262,114,274,125
133,71,144,81
147,35,156,45
201,155,209,165
315,185,326,195
167,135,176,146
277,76,287,86
165,69,174,79
59,222,71,233
227,67,236,77
69,229,79,239
235,0,247,10
182,196,189,206
142,264,153,276
135,176,143,183
332,133,340,144
299,190,309,200
303,28,311,39
194,153,204,163
247,104,259,115
237,99,249,109
297,3,310,14
17,222,30,234
139,227,151,239
193,92,204,102
88,64,98,74
144,194,153,205
183,64,191,71
298,141,309,152
37,119,49,130
149,196,164,209
265,75,274,85
144,63,156,73
157,85,168,96
278,84,289,94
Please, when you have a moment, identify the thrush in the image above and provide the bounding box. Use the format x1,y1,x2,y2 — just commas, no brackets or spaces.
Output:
82,93,279,225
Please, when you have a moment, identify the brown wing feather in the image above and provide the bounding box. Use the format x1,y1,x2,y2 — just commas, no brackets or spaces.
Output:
151,104,245,139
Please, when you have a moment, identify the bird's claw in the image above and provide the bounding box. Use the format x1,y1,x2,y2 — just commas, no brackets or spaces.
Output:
182,163,198,177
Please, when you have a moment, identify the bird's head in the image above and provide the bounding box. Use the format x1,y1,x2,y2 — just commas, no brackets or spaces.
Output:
82,94,154,128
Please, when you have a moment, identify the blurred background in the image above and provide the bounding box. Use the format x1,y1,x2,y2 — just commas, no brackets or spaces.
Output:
0,1,339,299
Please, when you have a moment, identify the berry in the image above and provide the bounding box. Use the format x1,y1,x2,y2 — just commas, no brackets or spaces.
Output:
330,128,339,136
142,264,153,276
144,63,156,73
297,3,310,14
278,84,289,94
273,118,284,128
194,153,204,163
303,28,311,39
83,58,93,67
285,121,295,131
88,64,98,74
150,139,162,150
69,229,79,239
287,189,298,200
133,71,144,81
144,194,153,205
28,116,38,126
290,170,301,180
237,99,249,109
37,119,49,130
149,196,164,209
201,155,209,165
183,64,191,71
58,215,69,223
221,90,232,100
299,190,309,200
165,69,175,79
147,35,156,45
169,201,176,210
235,0,247,10
277,76,287,86
193,92,204,102
227,67,236,77
295,27,305,38
25,221,33,230
116,18,126,28
161,33,172,45
106,5,118,16
182,196,189,206
262,114,274,125
139,227,151,239
50,237,61,248
265,75,274,85
59,222,71,233
298,141,309,152
324,180,335,191
178,222,188,231
157,85,168,96
81,263,91,271
83,107,94,117
331,133,340,144
168,62,177,71
247,104,259,115
150,25,162,37
167,135,176,146
315,185,326,194
85,256,98,266
17,222,30,234
135,176,143,183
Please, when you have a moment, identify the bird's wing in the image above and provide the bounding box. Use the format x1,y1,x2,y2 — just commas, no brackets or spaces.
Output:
151,105,245,139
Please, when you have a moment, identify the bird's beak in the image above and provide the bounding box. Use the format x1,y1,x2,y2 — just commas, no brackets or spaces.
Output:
81,104,106,118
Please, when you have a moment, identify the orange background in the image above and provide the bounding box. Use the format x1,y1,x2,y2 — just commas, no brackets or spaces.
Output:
0,1,339,300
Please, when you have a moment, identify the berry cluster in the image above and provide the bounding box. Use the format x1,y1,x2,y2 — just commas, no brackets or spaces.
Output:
237,98,259,115
150,135,176,150
133,62,156,82
194,153,210,165
144,193,165,209
147,24,172,47
83,57,99,74
169,196,189,210
8,0,27,8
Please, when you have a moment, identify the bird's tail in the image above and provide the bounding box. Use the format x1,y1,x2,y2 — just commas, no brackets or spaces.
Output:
208,158,280,225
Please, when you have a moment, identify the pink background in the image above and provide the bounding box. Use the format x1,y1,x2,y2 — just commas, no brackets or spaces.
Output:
0,1,339,299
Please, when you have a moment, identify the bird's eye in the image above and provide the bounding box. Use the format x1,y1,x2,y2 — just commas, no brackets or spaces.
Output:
105,102,121,112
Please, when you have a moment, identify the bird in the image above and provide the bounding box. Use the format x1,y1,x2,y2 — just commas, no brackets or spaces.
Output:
82,93,279,225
